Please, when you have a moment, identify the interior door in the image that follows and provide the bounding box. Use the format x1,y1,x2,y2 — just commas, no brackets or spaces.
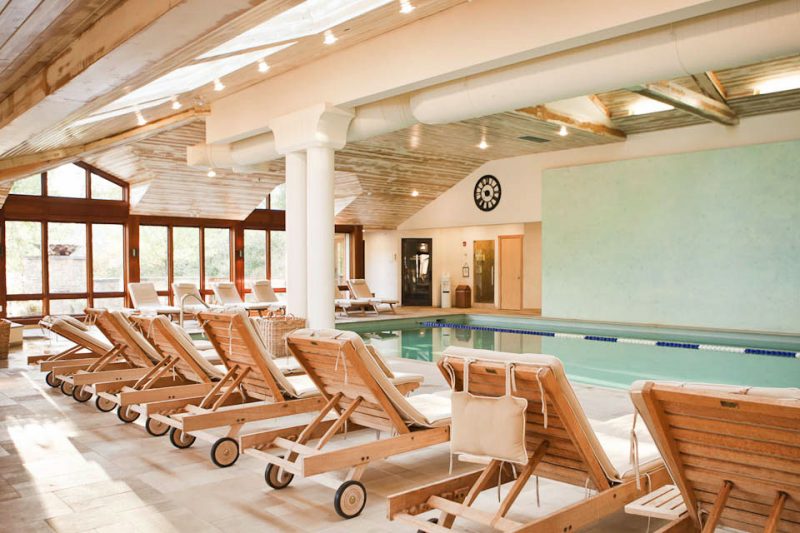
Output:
499,235,523,310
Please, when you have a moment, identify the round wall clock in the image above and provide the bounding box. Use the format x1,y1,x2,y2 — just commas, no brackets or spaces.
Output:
474,175,501,212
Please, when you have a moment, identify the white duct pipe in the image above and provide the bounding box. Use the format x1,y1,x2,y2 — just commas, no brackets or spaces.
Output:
411,0,800,123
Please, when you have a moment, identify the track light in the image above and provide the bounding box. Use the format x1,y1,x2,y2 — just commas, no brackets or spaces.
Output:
324,30,337,45
135,110,147,126
558,125,568,137
207,169,217,178
213,78,225,91
399,0,415,14
170,96,182,110
411,190,419,197
258,59,270,73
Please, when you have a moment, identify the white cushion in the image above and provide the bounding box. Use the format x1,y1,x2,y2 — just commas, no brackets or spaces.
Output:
286,374,318,398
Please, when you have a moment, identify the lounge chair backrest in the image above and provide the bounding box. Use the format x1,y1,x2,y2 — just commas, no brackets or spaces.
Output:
213,282,244,305
41,316,112,355
128,282,160,308
90,308,160,368
199,310,298,401
42,314,90,331
347,279,373,300
130,315,220,383
252,280,280,303
172,282,205,306
441,347,619,491
631,381,800,531
287,329,445,432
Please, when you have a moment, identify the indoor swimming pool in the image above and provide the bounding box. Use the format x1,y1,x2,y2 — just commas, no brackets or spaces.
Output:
340,315,800,389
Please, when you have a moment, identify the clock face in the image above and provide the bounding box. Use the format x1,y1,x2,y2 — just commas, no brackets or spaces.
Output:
474,175,501,212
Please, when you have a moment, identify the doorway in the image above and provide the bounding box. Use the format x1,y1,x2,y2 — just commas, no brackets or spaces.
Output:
499,235,523,310
401,238,432,306
473,240,495,304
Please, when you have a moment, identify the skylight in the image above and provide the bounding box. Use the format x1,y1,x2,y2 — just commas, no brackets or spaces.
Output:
629,98,674,116
199,0,392,59
754,73,800,95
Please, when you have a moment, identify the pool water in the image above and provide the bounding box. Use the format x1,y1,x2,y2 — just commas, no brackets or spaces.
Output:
341,315,800,390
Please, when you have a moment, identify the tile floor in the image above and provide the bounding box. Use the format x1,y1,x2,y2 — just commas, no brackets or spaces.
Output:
0,330,672,532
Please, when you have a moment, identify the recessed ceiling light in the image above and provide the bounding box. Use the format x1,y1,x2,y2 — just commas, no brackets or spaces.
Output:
558,125,568,137
135,110,147,126
170,96,182,110
629,98,673,115
477,139,489,150
258,59,270,73
213,78,225,91
754,73,800,95
207,169,217,178
324,29,337,45
399,0,415,14
411,190,419,197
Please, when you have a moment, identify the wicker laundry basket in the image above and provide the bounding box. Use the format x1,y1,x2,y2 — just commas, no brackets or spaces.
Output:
0,320,11,360
253,314,306,358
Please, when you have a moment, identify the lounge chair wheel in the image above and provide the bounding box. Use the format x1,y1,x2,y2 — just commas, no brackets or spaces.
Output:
45,371,61,388
145,417,169,437
417,518,438,533
95,396,116,412
117,405,140,423
60,380,75,396
72,385,92,402
169,428,196,449
333,480,367,519
210,437,239,468
264,462,294,489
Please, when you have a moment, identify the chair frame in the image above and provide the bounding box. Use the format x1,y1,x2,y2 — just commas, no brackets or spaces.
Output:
388,356,668,532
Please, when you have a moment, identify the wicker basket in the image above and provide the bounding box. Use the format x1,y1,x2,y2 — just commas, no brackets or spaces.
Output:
253,314,306,358
0,320,11,360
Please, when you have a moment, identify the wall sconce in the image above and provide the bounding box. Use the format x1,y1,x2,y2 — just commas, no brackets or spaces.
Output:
131,247,138,258
237,249,244,259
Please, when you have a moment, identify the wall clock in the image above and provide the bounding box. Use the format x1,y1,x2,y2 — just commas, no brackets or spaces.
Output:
474,175,501,212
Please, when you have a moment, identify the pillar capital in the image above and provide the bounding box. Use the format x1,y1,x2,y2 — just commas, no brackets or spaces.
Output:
270,103,354,155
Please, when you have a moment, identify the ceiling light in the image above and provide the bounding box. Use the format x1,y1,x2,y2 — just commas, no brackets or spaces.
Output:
754,73,800,95
558,125,568,137
135,110,147,126
170,96,182,110
258,59,270,73
411,190,419,197
629,98,673,116
213,78,225,91
207,169,217,178
399,0,415,14
324,30,337,45
477,139,489,150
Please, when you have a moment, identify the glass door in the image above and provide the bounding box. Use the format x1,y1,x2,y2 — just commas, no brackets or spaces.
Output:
473,240,495,303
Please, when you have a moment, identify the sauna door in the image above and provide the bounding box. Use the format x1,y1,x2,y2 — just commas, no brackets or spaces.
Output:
499,235,523,310
401,238,432,306
473,240,495,303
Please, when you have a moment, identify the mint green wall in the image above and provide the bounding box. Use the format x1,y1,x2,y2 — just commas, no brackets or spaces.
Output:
542,140,800,333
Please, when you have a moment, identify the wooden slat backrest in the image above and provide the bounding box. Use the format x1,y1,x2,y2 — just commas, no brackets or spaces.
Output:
89,310,157,368
287,335,406,433
636,383,800,532
129,316,213,384
199,311,285,402
439,356,611,491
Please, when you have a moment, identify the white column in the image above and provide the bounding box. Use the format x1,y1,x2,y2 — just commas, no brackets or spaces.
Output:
285,150,307,317
306,145,336,329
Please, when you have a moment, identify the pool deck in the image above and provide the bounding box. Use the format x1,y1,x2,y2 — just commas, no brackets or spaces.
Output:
0,331,729,533
336,305,542,324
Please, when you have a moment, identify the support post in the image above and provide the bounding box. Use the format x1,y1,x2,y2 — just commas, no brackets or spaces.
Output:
285,151,308,317
306,145,336,329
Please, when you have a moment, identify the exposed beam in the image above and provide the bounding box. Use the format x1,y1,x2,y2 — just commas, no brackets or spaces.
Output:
691,71,728,103
0,109,208,183
629,81,738,125
516,105,627,141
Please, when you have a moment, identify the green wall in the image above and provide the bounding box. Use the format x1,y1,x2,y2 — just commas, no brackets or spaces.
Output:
542,140,800,333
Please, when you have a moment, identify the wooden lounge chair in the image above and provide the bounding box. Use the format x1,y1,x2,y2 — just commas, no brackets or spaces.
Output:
129,282,181,317
335,286,374,317
240,329,449,519
348,278,398,313
140,309,330,467
388,347,668,532
252,280,286,314
57,309,162,418
172,282,212,326
212,281,274,316
630,381,800,533
29,315,115,388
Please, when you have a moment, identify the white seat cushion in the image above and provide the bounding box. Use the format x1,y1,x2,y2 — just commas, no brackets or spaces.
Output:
405,392,452,425
273,356,303,374
391,372,425,386
286,374,318,398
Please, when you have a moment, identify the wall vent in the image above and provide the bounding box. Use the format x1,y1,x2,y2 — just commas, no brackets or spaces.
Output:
518,135,550,143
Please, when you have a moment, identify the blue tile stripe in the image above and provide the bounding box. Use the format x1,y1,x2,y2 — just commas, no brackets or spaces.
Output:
420,322,799,359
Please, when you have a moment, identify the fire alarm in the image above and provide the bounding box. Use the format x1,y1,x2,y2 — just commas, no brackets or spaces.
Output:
462,241,467,247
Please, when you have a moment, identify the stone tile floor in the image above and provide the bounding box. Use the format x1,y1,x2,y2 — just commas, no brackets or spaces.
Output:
0,332,675,532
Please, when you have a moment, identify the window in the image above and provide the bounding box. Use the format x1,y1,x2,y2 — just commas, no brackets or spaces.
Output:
92,224,124,292
172,227,200,286
334,233,350,285
140,225,168,290
7,300,43,318
10,175,41,196
256,198,267,210
91,173,123,200
50,298,88,315
204,228,230,287
47,164,86,198
93,297,125,309
48,223,87,293
269,230,286,288
6,221,42,294
269,183,286,210
244,229,266,289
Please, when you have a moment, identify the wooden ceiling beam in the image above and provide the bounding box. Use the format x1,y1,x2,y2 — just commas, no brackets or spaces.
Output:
0,109,208,183
629,81,738,125
516,105,627,141
691,71,728,103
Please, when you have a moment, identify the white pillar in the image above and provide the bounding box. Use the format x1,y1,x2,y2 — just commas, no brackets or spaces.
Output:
285,151,307,317
306,145,336,329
